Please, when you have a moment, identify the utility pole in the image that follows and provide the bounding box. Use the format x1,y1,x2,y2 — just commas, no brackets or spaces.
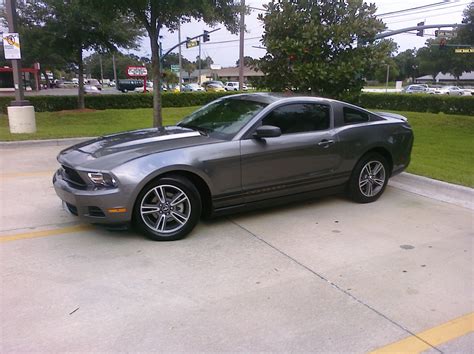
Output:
112,53,117,86
239,0,245,91
5,0,27,106
178,23,182,91
5,0,36,133
385,64,390,93
99,55,104,83
198,39,202,85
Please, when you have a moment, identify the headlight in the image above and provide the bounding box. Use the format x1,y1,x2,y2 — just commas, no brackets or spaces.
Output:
87,172,118,188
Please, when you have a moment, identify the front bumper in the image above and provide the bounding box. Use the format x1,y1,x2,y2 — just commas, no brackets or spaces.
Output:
53,169,132,224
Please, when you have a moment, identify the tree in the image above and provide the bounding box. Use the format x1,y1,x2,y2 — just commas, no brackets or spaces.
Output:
161,53,192,71
10,1,141,108
235,56,258,68
258,0,388,99
195,55,214,70
394,49,418,82
457,2,474,45
112,0,240,127
183,62,197,81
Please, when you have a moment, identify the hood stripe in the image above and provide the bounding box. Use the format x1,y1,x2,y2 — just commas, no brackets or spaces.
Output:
113,131,202,148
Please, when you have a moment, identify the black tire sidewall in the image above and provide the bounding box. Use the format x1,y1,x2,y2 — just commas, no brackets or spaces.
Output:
349,153,389,203
133,176,202,241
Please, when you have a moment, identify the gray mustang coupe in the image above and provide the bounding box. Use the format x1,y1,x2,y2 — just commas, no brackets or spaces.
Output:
53,93,413,241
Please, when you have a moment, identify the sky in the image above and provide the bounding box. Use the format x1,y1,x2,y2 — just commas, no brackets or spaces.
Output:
128,0,471,68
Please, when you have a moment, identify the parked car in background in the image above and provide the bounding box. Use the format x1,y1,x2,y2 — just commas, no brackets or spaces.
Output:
224,81,248,91
55,80,77,88
117,79,144,93
84,85,100,94
435,86,464,96
403,85,427,94
53,93,413,241
86,79,102,90
134,82,153,93
203,80,225,92
182,83,204,92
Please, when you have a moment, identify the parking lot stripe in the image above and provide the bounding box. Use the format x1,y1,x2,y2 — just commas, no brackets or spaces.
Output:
0,225,91,243
369,312,474,354
0,171,53,179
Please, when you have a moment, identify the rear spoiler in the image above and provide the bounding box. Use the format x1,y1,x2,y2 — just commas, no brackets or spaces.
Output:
375,112,408,122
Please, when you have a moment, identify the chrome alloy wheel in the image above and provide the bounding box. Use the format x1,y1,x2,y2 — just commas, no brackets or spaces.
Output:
140,184,191,234
358,161,386,197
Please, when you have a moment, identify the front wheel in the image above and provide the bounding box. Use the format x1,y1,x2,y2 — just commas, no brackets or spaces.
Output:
134,176,202,241
348,153,389,203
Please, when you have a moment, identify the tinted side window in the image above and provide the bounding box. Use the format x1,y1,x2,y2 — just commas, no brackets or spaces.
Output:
262,103,330,134
343,107,369,125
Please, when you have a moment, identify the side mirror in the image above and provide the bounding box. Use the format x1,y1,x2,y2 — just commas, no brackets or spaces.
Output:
253,125,282,139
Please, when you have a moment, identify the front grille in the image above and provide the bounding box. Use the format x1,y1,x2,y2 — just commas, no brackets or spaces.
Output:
62,165,87,189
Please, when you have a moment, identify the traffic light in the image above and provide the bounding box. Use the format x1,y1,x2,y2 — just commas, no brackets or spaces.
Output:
203,30,210,42
186,37,191,48
439,38,447,50
416,21,425,37
435,30,439,37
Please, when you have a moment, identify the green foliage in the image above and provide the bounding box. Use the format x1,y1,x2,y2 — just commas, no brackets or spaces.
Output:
393,49,418,82
0,92,237,113
355,93,474,116
457,3,474,45
84,52,150,81
258,0,387,99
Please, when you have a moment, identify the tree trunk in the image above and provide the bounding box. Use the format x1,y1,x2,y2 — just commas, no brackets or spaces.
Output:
77,48,85,109
149,27,162,127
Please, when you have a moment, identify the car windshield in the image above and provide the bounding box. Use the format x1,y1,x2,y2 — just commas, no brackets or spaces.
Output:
178,98,267,139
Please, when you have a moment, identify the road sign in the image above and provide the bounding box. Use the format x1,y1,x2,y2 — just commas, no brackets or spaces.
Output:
455,48,474,53
2,32,21,59
186,40,199,48
170,65,180,73
435,30,454,38
126,66,147,77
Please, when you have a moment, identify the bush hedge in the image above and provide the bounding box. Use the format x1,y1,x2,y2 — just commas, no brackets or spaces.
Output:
1,91,473,116
355,93,474,116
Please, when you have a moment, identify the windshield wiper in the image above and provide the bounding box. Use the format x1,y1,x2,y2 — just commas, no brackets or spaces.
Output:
178,123,211,136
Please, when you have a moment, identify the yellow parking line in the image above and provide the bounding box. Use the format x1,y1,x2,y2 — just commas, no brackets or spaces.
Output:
0,225,92,243
369,312,474,354
0,171,54,179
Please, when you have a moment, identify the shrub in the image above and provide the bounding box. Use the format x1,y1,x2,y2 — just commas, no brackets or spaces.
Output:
355,93,474,116
1,91,473,116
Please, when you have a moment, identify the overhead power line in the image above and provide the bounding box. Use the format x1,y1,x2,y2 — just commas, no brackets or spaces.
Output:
379,2,469,19
377,1,461,17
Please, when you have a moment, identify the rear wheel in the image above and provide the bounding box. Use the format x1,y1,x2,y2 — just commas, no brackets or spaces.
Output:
134,176,202,241
348,153,389,203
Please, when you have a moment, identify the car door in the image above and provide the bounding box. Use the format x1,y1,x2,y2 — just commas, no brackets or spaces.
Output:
240,102,342,203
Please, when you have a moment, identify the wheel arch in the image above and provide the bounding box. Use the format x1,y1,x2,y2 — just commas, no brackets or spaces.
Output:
361,147,394,176
133,169,213,219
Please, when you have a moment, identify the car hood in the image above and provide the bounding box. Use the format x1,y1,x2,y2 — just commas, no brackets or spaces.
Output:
58,126,222,171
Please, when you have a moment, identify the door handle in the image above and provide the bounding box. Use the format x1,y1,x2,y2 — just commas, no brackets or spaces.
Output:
317,139,335,148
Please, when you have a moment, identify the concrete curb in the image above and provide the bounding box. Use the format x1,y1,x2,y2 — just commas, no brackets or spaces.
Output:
0,137,94,149
389,173,473,210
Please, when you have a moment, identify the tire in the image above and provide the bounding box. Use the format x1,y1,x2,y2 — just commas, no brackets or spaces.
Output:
348,153,389,203
133,175,202,241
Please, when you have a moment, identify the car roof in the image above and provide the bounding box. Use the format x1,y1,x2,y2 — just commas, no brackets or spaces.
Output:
225,92,339,105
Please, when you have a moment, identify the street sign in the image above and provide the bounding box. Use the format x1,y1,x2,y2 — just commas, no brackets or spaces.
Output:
126,66,147,77
170,65,180,73
435,30,454,38
186,40,199,48
455,48,474,53
2,32,21,59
